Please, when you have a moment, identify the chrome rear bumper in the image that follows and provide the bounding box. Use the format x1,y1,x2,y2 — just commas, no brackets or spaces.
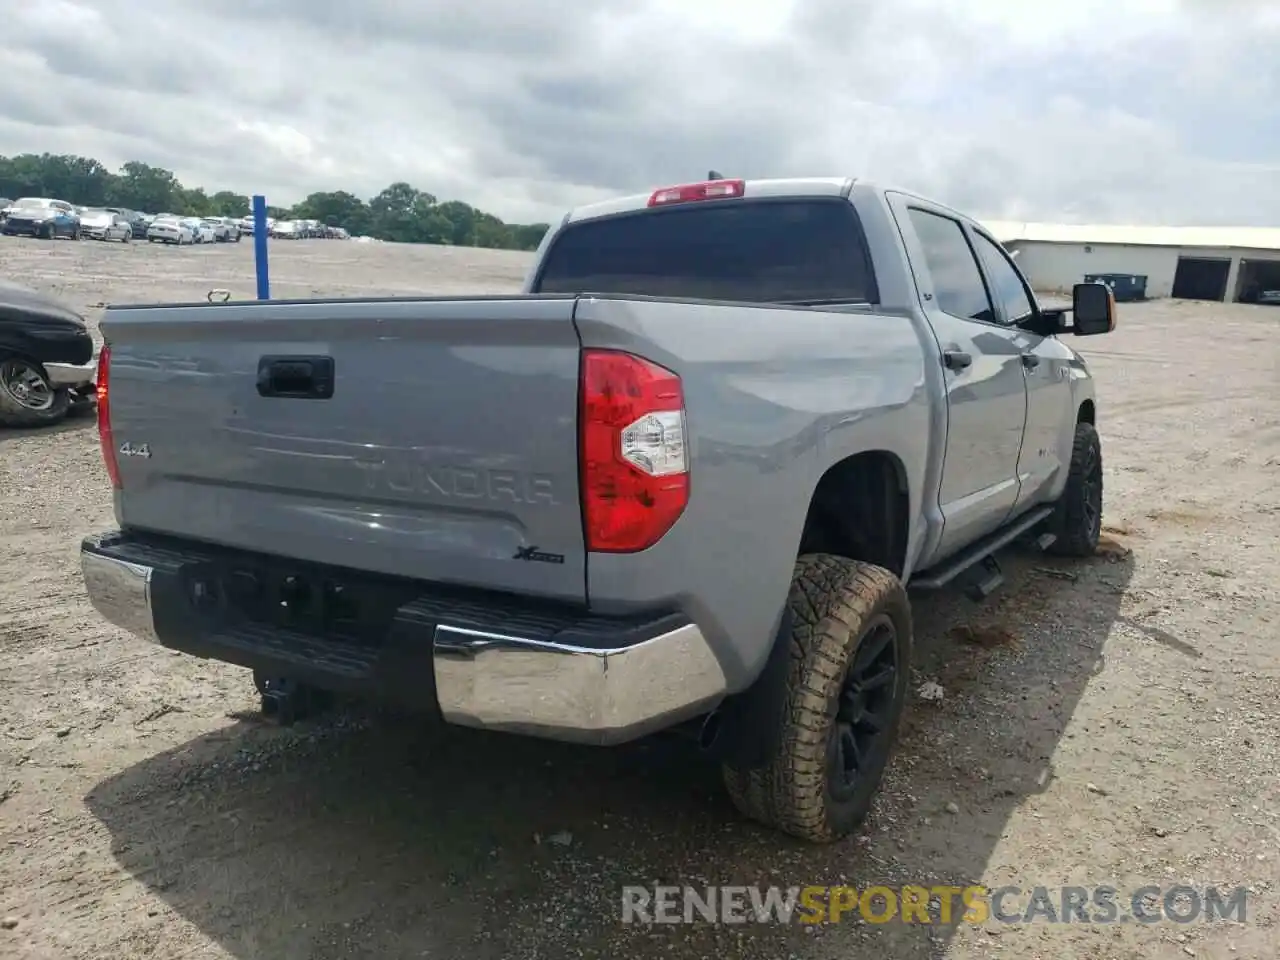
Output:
80,535,727,745
432,622,726,743
82,550,159,644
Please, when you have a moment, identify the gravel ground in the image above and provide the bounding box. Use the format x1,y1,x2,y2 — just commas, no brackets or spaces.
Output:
1,236,1277,960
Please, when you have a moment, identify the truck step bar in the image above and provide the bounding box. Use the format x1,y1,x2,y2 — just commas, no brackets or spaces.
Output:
909,505,1055,594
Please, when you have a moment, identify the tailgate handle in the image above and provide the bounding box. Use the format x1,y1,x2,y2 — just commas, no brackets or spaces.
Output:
257,355,335,399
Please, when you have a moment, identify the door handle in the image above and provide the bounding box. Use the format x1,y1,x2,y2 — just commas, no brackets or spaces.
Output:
1021,353,1041,370
942,350,972,371
257,355,335,399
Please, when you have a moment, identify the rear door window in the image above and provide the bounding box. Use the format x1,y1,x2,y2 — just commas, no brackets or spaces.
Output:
533,199,878,304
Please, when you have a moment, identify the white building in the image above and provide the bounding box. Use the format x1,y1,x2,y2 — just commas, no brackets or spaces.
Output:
982,221,1280,304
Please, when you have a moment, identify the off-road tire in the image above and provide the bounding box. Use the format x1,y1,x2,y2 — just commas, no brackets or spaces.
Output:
1045,421,1103,557
721,554,912,843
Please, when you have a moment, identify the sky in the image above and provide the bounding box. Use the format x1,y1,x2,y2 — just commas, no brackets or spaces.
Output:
1,0,1278,226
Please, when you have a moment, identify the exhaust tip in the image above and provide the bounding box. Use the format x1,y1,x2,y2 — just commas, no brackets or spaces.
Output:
697,709,722,752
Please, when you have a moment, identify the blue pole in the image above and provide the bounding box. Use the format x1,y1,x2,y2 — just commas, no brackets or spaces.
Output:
252,194,270,300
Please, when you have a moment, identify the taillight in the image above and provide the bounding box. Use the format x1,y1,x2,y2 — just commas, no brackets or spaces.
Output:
648,179,745,206
96,345,121,489
579,350,689,553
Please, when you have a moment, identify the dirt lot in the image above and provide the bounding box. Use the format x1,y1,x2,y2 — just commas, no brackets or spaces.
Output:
1,236,1277,960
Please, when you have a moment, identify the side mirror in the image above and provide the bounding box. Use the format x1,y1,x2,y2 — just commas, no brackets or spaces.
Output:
1071,282,1116,336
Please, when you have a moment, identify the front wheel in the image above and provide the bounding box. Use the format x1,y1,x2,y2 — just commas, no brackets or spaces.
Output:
721,554,912,843
1045,421,1104,556
0,357,71,427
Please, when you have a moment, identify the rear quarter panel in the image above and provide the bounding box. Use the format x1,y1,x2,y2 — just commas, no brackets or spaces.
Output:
573,296,932,691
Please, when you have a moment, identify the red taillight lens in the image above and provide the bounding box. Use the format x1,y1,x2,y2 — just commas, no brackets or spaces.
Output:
96,345,121,490
648,179,745,206
579,350,689,553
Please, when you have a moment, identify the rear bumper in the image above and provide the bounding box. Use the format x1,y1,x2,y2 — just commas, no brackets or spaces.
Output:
80,531,727,744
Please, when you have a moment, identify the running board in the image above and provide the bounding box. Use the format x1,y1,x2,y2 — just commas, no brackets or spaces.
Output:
909,505,1055,593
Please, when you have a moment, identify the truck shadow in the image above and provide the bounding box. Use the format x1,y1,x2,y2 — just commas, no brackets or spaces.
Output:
85,545,1136,960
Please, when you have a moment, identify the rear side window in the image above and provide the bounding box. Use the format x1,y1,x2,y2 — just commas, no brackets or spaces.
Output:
906,208,996,324
533,199,877,304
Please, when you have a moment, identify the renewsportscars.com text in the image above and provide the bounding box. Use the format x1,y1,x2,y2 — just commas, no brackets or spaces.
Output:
620,884,1249,926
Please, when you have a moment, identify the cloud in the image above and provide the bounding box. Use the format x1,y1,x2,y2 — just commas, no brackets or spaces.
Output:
0,0,1277,225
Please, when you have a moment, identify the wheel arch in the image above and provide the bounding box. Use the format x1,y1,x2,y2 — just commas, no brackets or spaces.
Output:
796,449,912,578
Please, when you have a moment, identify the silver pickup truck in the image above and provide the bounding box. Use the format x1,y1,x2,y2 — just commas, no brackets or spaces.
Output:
80,177,1116,843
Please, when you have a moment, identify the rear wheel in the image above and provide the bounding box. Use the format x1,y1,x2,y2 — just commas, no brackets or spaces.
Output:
0,357,71,427
721,554,912,843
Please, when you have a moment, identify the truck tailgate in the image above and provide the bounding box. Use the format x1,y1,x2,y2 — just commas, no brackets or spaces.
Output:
101,296,587,602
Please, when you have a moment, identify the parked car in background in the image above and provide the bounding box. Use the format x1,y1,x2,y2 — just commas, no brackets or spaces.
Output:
126,212,151,239
201,218,228,242
79,208,134,242
0,198,82,240
0,198,12,219
270,219,300,239
0,278,96,427
202,217,240,243
146,216,193,245
182,218,216,244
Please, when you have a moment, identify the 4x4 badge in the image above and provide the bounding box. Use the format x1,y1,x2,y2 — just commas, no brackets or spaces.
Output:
119,441,151,458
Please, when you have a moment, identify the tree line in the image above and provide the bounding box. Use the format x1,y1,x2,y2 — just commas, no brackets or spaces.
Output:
0,153,550,251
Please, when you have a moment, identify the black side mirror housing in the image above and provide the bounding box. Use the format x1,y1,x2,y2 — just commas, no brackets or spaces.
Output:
1071,282,1116,336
